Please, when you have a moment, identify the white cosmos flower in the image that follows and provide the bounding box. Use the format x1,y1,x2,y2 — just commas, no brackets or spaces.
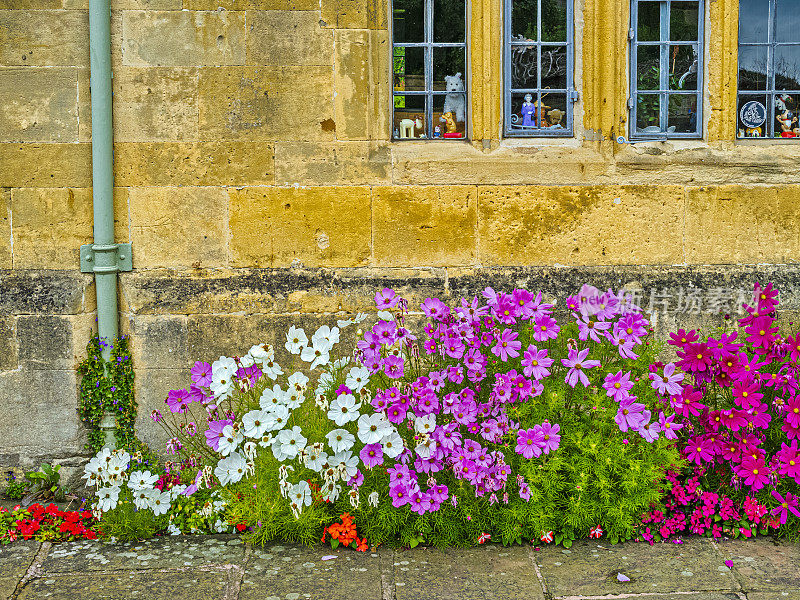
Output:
304,450,328,472
345,366,370,392
289,480,312,507
242,409,270,439
242,441,258,462
285,326,308,355
96,485,120,512
321,481,340,503
258,433,274,449
149,489,172,516
288,371,310,393
337,317,354,328
301,338,332,370
261,357,284,380
263,405,290,431
127,470,158,492
214,452,248,486
132,487,153,510
276,426,307,460
357,413,392,445
382,430,404,458
312,325,340,347
415,437,437,460
272,436,292,462
218,424,244,456
414,414,436,435
368,491,379,507
377,310,395,321
315,371,335,397
248,343,273,365
238,354,255,368
284,386,304,410
260,384,288,410
327,394,361,426
326,428,356,453
331,450,359,479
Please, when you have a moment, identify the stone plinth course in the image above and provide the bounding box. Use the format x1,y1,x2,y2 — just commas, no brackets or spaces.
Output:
0,535,798,600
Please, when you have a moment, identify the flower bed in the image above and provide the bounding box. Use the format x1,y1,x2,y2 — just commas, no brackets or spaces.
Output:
65,283,798,547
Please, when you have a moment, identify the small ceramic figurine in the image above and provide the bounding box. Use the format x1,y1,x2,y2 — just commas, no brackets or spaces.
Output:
440,111,458,135
521,94,536,127
398,119,415,138
443,73,466,122
775,95,798,137
547,108,564,128
434,125,441,138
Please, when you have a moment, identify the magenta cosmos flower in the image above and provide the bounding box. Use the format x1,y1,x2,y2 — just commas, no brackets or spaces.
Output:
770,491,800,524
360,443,384,468
166,388,191,413
516,428,544,459
603,370,634,401
492,328,522,361
191,361,213,387
375,288,399,309
539,422,561,454
532,314,560,342
204,418,233,452
521,345,553,380
561,348,601,388
776,440,800,480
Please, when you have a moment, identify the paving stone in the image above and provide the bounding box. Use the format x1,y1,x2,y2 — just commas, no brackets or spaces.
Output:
239,544,382,600
17,570,226,600
41,535,244,572
393,545,545,600
535,539,739,597
0,540,38,599
715,538,800,592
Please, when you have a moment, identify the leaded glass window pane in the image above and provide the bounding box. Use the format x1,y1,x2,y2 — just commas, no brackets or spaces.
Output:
392,0,468,140
737,0,800,138
504,0,575,137
629,0,704,139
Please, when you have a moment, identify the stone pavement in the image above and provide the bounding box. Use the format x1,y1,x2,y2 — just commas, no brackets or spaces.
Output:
1,535,798,600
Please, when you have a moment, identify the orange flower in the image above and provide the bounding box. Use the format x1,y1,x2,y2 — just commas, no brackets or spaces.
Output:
355,537,369,552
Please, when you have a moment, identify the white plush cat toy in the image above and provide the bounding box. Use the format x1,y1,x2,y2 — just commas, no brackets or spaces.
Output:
443,73,466,123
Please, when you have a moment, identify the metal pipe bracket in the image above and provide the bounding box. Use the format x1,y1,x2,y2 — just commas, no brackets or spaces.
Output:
80,242,133,273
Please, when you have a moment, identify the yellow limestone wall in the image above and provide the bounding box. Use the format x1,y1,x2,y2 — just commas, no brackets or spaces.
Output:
2,0,800,271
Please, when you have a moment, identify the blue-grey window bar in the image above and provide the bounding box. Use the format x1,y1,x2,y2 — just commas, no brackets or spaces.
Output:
504,0,577,137
629,0,705,139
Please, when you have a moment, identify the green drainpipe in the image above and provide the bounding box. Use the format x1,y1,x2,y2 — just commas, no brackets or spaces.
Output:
80,0,132,449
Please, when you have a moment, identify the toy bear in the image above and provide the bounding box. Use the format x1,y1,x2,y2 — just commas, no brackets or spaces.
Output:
443,73,466,123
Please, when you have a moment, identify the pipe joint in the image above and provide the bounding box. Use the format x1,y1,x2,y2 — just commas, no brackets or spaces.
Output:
80,242,133,273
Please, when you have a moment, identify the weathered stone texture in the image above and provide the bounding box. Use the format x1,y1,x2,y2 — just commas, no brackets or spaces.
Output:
321,0,387,29
274,141,390,185
128,187,229,268
115,141,275,186
0,316,17,370
0,68,78,142
198,66,334,140
126,314,188,371
0,10,88,66
229,186,371,268
122,10,246,67
685,185,800,264
184,0,318,9
17,315,73,369
246,10,334,66
0,188,10,269
477,185,685,266
0,270,92,315
0,143,92,188
373,185,478,266
10,188,129,269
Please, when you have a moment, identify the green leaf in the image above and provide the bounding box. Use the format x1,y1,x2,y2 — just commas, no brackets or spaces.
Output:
330,539,339,549
562,539,572,549
409,538,420,548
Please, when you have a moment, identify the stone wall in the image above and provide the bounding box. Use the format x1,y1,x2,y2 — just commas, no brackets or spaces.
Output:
1,0,800,474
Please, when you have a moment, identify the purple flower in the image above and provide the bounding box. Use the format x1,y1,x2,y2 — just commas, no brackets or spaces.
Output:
539,422,561,454
516,428,544,459
650,362,684,396
205,418,233,452
602,371,634,401
491,328,521,361
382,355,405,379
375,288,399,310
657,411,683,440
191,361,213,386
532,315,560,342
615,397,647,432
770,491,800,524
360,443,384,469
561,348,601,388
521,345,553,380
166,388,191,413
518,481,531,501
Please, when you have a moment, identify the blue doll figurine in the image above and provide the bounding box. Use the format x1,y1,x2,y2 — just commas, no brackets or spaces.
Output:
521,94,536,127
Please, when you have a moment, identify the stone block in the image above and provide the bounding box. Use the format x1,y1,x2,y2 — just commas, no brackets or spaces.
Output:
0,10,88,66
122,10,245,67
185,0,317,9
0,67,78,141
373,185,478,267
246,10,333,66
229,186,371,267
321,0,387,29
10,188,128,269
0,143,92,188
198,66,334,141
0,541,38,600
240,544,382,600
0,316,17,370
535,539,738,597
127,314,188,371
17,315,73,370
0,188,10,268
477,185,685,266
114,141,275,186
0,270,92,315
274,141,390,185
0,0,59,6
64,0,180,8
18,571,228,600
128,186,228,268
0,368,84,462
394,546,545,600
133,368,191,451
685,186,800,264
716,539,800,593
111,67,199,142
334,29,390,140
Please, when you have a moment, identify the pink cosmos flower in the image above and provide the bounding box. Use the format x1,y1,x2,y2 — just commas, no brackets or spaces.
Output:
492,328,522,361
532,315,560,342
776,440,800,480
383,355,405,379
668,328,699,348
539,422,561,454
204,418,233,452
771,491,800,524
785,395,800,429
521,345,553,380
561,348,601,388
658,411,683,440
685,436,715,466
578,317,611,343
375,288,399,309
603,370,634,401
745,316,778,350
786,333,800,363
732,380,763,409
615,397,647,432
650,363,684,396
191,361,213,386
680,342,713,373
738,455,770,491
516,428,544,459
166,388,191,413
360,443,384,469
